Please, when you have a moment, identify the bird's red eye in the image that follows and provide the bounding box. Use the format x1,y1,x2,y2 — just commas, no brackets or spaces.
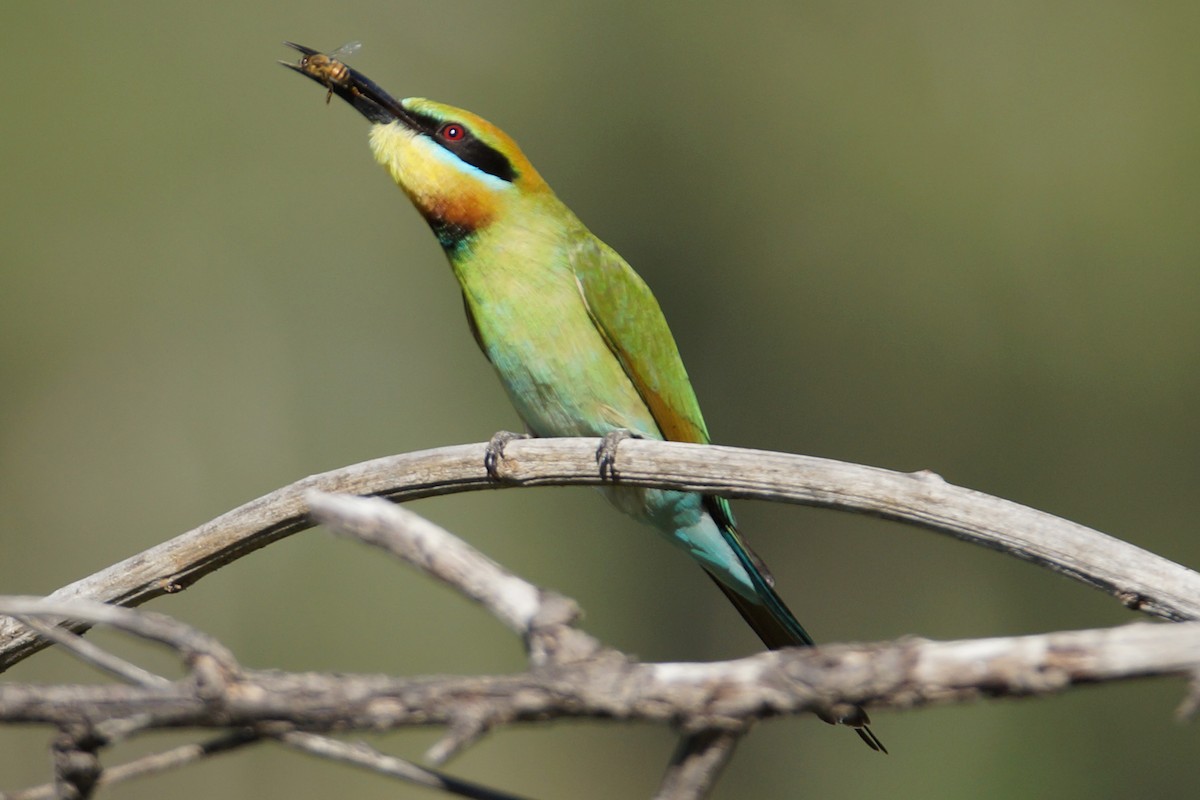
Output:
439,123,466,141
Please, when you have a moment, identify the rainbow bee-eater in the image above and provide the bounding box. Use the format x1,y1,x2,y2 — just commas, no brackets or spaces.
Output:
283,42,883,752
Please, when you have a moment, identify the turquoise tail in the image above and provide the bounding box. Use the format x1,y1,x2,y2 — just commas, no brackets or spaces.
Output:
701,498,887,753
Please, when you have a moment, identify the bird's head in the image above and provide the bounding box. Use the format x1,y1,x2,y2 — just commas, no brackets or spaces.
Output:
367,98,550,238
283,44,551,248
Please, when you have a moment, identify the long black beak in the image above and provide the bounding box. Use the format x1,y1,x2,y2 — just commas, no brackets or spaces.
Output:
280,42,416,127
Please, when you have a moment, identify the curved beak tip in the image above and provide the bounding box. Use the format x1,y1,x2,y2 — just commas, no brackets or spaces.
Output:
279,42,407,127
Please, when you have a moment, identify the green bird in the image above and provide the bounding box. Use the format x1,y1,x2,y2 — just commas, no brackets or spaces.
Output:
283,43,883,752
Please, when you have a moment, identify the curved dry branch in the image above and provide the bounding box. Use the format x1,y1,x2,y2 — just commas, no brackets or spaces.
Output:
3,491,1199,800
2,438,1198,673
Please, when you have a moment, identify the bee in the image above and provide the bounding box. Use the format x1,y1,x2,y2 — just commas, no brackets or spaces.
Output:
299,41,362,103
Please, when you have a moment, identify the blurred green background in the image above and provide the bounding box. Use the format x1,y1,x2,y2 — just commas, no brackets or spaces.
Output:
3,1,1199,797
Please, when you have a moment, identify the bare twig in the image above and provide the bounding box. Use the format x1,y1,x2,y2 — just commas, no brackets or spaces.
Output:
275,731,535,800
1179,672,1200,720
2,730,262,800
52,724,102,800
305,492,563,638
9,616,171,689
306,491,603,668
655,730,743,800
0,597,239,676
3,439,1197,673
424,712,491,766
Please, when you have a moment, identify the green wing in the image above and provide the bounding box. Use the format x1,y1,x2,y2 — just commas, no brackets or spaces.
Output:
569,233,887,752
569,231,780,572
568,233,710,446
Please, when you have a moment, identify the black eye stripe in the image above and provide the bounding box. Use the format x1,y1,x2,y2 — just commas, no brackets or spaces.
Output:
407,109,517,183
443,135,518,183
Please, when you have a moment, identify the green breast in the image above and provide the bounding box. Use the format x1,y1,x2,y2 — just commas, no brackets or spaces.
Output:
450,213,662,440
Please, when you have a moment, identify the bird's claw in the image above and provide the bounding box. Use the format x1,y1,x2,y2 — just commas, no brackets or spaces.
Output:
484,430,531,479
597,429,640,482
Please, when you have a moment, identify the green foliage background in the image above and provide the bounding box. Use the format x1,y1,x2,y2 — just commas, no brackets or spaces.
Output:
3,2,1199,797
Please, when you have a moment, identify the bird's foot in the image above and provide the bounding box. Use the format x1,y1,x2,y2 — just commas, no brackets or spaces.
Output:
596,429,640,482
484,430,531,480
